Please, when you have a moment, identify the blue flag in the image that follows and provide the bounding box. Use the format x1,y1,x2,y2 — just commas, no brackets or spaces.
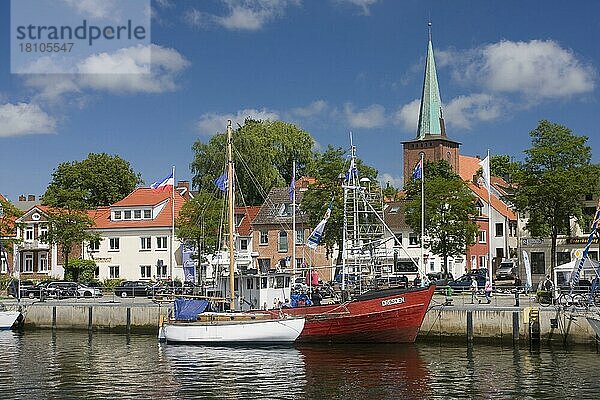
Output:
412,159,423,181
214,172,228,192
289,175,295,201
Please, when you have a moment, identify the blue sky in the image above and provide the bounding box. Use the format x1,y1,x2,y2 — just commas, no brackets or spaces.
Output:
1,0,600,202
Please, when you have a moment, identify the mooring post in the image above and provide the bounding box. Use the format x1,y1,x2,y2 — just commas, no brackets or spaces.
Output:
52,306,56,330
88,306,93,331
512,311,520,343
467,311,473,343
126,307,131,333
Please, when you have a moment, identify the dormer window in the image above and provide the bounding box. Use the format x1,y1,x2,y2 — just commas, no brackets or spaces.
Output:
114,211,122,220
277,203,292,217
124,210,132,219
134,210,142,219
144,209,152,219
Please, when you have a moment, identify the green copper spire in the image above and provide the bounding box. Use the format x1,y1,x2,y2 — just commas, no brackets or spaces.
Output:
416,23,445,140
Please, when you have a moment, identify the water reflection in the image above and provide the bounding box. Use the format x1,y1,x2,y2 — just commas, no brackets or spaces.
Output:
298,343,429,400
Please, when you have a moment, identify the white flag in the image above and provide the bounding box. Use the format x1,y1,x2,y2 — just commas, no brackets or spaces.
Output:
478,155,490,190
306,218,327,249
523,250,532,290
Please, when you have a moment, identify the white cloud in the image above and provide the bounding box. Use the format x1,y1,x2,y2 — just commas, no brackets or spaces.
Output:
62,0,120,19
197,108,280,136
378,173,403,190
334,0,379,16
446,40,595,99
393,99,420,133
23,45,190,100
185,0,299,31
344,103,386,129
0,102,56,137
290,100,329,118
444,94,503,129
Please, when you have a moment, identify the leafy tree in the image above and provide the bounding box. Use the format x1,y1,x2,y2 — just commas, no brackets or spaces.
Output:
64,259,97,282
513,120,600,277
176,190,223,262
191,119,314,205
43,153,143,208
0,197,23,267
301,146,378,263
404,160,479,277
44,208,99,282
490,155,520,184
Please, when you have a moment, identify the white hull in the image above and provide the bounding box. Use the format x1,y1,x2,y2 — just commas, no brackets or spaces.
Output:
0,311,20,330
159,316,305,344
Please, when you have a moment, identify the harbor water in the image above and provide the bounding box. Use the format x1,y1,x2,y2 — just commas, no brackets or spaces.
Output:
0,330,598,399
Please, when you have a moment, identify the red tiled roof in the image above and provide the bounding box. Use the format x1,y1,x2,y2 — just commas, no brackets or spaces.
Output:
458,155,481,182
468,182,517,220
91,188,186,229
236,206,261,236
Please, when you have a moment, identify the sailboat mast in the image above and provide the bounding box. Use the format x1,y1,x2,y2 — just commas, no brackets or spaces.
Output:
227,120,235,311
292,158,296,276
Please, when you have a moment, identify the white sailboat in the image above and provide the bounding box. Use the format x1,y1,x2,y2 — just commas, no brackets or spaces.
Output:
158,121,305,344
0,310,20,330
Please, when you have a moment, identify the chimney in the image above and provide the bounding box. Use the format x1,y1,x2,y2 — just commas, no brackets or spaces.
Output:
19,195,26,201
27,195,35,201
177,181,190,191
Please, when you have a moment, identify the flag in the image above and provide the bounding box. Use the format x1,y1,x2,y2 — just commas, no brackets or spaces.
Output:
151,171,174,192
412,159,423,181
478,155,490,190
345,160,358,182
214,172,228,192
523,250,532,291
306,202,333,249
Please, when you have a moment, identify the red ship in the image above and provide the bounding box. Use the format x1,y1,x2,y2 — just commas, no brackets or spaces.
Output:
271,285,435,343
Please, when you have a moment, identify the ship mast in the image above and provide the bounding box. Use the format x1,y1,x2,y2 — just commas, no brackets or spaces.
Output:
227,120,236,311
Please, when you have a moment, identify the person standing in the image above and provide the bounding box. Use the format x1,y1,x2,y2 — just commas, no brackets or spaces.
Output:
470,277,479,304
484,279,492,304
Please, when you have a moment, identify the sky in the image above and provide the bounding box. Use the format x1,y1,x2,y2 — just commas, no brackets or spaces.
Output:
1,0,600,202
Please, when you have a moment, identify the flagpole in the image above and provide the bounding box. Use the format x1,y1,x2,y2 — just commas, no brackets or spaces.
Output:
292,159,296,277
170,165,175,281
420,152,425,280
486,149,493,287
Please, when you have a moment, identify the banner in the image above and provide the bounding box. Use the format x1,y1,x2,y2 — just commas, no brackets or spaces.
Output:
522,250,532,291
182,243,196,283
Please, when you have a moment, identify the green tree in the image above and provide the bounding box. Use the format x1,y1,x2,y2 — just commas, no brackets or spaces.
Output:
64,259,97,282
404,160,479,277
0,197,23,267
513,120,600,277
191,119,314,205
44,208,99,282
490,155,520,184
43,153,143,208
301,146,378,263
176,190,223,263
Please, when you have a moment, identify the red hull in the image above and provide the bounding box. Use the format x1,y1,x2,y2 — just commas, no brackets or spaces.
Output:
275,285,435,343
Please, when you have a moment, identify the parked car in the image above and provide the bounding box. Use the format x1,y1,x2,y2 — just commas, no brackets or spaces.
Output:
496,259,518,282
448,274,487,292
77,283,103,298
24,281,51,299
45,282,79,299
114,281,149,298
426,272,454,286
7,279,35,298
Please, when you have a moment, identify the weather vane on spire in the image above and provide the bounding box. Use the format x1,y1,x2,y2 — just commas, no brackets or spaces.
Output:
428,21,432,41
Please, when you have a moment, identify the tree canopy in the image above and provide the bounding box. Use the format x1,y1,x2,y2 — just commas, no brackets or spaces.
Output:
301,145,378,262
513,120,600,275
43,153,142,208
176,190,224,259
404,160,479,277
191,119,314,205
0,197,23,257
490,154,520,184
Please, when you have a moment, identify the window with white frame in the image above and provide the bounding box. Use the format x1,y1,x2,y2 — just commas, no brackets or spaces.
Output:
140,237,151,251
109,265,120,278
239,238,248,251
144,209,152,219
296,229,305,244
38,253,48,272
495,223,504,237
278,231,288,252
0,251,7,273
156,260,167,278
260,231,268,245
25,226,34,241
124,210,132,220
89,239,100,252
478,230,486,244
409,233,419,246
134,210,142,219
113,210,122,220
39,224,48,241
140,265,151,279
479,255,486,269
109,238,120,251
24,253,34,272
156,236,168,250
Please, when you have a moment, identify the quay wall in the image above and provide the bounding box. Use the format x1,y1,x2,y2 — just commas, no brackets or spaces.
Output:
14,302,600,344
420,305,599,345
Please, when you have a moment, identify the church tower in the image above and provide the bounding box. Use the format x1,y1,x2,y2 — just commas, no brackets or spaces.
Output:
402,24,460,184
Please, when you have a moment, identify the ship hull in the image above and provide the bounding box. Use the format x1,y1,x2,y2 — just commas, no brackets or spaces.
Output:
275,285,435,343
